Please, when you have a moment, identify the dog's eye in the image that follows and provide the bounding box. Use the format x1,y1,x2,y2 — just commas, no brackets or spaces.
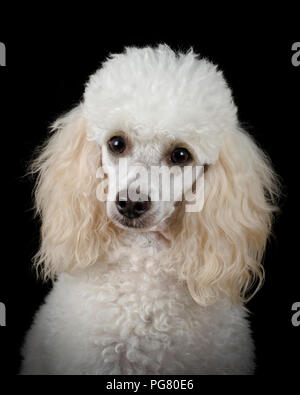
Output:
108,136,126,154
171,147,191,165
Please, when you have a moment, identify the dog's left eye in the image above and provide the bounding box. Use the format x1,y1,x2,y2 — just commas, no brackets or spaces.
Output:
171,147,191,165
108,136,126,154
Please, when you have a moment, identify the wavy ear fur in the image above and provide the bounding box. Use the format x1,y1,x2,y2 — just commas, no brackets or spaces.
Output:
172,129,280,306
31,106,113,280
31,110,279,303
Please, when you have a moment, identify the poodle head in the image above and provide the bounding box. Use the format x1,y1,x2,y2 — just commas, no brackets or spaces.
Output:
84,45,237,231
31,45,280,306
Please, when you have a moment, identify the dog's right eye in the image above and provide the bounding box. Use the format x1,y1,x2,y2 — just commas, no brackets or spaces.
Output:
108,136,126,154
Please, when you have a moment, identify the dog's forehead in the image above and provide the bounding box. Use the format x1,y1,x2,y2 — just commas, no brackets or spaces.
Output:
84,45,239,165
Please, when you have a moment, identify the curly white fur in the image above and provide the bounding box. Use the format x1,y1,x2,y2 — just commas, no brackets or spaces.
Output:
21,45,279,375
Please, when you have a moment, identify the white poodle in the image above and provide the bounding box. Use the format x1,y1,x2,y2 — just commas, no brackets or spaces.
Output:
21,45,279,375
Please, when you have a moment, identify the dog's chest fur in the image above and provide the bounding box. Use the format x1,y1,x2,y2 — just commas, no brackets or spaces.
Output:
22,237,254,374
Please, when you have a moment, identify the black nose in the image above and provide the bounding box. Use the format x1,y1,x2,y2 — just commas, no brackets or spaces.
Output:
116,192,151,219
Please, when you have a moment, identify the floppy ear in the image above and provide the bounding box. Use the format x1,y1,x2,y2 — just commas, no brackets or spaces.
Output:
173,129,280,306
31,106,112,280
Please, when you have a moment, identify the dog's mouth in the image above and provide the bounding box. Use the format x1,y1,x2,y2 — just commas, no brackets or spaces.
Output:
107,200,175,232
110,212,172,248
111,213,151,230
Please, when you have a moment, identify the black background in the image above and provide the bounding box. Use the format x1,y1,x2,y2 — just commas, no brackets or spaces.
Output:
0,13,299,376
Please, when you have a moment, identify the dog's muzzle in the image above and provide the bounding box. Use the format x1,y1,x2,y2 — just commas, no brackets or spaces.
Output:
116,191,151,219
